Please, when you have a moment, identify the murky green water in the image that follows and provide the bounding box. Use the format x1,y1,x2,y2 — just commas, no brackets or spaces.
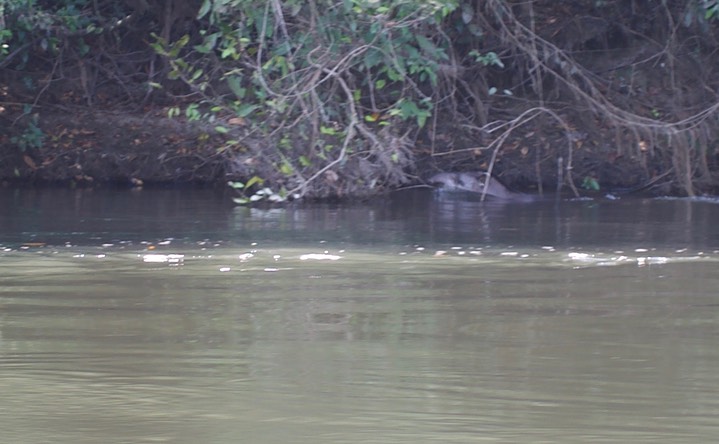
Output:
2,189,719,443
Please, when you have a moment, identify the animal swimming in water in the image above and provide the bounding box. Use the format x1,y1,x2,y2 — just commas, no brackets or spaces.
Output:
428,171,535,202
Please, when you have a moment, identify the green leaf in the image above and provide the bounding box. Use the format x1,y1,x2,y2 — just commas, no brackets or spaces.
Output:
227,76,245,99
279,162,293,175
320,126,338,136
194,32,220,53
417,113,428,128
236,104,257,117
198,0,212,19
168,35,190,57
415,35,441,58
363,48,383,69
461,3,474,24
215,126,229,134
582,177,600,191
185,103,200,120
385,67,402,81
399,99,420,117
221,46,237,59
245,175,264,188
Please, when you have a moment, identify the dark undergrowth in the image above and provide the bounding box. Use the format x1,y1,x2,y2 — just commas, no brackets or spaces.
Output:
2,1,719,199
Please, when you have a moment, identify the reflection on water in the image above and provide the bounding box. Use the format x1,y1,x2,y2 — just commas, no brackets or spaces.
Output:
2,188,719,443
3,187,719,248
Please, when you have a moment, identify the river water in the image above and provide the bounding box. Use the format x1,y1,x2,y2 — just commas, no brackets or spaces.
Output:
1,188,718,443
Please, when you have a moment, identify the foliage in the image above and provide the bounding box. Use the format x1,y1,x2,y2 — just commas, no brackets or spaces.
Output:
701,0,719,20
148,0,458,199
0,0,122,68
2,0,719,196
9,108,44,151
581,177,600,191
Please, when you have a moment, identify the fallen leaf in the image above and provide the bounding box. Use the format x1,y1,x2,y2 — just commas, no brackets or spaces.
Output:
324,170,339,183
23,155,37,170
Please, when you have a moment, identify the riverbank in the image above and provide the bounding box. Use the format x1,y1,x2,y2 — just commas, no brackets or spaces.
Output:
2,105,672,199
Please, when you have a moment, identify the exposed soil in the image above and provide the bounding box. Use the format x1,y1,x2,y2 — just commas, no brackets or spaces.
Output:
1,107,228,188
0,102,675,197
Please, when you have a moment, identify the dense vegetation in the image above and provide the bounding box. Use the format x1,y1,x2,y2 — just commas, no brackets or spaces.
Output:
1,0,719,199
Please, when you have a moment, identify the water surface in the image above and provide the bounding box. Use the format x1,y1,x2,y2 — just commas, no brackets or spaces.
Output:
1,189,719,443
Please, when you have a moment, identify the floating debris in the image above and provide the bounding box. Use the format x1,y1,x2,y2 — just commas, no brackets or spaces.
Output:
142,254,184,264
299,253,341,261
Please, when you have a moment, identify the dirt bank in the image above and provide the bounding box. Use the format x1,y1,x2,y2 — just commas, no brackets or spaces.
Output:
1,103,674,198
1,107,228,187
